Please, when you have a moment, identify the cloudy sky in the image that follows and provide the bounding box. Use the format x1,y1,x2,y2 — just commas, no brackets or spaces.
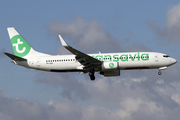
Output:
1,0,180,120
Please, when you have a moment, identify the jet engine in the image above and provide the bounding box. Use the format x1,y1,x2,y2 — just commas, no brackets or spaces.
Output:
101,61,119,70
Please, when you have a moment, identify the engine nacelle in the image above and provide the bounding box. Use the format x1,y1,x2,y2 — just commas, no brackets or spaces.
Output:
102,61,119,71
100,70,120,77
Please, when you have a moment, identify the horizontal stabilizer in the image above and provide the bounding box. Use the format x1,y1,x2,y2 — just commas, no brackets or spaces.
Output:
4,52,27,61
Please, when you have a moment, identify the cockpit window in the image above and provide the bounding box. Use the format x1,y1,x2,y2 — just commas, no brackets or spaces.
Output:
163,55,170,58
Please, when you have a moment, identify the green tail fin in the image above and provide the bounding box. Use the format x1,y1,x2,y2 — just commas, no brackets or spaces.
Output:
7,27,31,58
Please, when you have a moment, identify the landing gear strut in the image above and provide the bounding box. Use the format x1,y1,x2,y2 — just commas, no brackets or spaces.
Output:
158,67,167,75
89,69,95,81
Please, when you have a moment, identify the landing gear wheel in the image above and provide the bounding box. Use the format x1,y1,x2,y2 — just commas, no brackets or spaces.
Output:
90,75,95,81
158,71,162,75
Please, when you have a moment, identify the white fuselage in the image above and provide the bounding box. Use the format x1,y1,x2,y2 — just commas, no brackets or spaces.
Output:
14,52,177,72
6,27,177,80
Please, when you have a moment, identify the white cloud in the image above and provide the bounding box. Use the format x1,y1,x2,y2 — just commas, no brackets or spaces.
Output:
156,79,164,84
47,99,82,120
146,2,180,43
167,3,180,29
155,81,180,106
171,94,180,105
34,72,91,101
2,70,180,120
0,88,48,120
31,66,180,120
131,77,147,82
47,16,121,53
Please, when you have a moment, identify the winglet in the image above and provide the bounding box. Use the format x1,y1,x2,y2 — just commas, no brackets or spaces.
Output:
59,35,68,47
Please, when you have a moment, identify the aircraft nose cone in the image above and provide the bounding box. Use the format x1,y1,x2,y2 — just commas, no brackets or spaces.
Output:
171,58,177,65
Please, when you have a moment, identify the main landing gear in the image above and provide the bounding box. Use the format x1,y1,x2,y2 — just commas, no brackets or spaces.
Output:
89,69,95,81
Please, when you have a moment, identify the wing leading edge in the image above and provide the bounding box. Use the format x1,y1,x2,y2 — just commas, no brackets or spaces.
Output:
59,35,102,70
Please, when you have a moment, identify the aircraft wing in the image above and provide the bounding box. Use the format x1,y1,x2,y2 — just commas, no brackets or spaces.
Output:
59,35,102,69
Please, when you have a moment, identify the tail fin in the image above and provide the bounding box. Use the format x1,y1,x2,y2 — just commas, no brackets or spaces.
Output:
7,27,50,58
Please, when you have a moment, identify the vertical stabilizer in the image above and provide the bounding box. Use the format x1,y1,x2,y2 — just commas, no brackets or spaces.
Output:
7,27,50,58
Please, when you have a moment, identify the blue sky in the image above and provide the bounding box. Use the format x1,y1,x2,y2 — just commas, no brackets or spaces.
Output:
1,0,180,120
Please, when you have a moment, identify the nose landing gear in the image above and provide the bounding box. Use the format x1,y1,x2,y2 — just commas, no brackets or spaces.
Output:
158,71,162,75
158,67,167,75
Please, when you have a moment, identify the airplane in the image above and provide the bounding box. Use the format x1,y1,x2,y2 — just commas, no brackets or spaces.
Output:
4,27,177,81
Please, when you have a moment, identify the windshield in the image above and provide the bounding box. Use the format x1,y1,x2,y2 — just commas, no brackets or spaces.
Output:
163,55,170,58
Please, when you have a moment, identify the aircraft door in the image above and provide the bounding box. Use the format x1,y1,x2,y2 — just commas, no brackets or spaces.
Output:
37,58,41,68
155,55,158,62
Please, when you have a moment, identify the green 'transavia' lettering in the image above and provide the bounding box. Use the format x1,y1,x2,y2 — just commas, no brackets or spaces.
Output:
129,54,136,61
92,53,149,62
